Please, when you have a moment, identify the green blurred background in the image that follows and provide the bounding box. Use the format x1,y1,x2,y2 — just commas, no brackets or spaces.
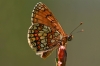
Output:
0,0,100,66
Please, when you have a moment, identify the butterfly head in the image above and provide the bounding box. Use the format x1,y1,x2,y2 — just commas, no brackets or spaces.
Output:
67,34,73,41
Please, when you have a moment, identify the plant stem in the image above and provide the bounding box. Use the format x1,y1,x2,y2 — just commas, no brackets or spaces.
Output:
56,46,67,66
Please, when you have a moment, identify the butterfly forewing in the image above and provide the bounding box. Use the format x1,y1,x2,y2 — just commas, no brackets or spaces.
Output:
31,2,67,37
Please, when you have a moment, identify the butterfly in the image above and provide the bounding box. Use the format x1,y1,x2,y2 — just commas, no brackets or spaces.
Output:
27,2,73,58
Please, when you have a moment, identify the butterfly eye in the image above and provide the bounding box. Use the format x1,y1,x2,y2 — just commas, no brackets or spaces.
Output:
67,35,73,41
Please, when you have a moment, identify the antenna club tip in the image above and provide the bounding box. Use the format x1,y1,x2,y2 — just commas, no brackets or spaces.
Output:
80,22,83,25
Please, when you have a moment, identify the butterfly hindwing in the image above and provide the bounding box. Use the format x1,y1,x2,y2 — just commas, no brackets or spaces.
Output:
28,23,62,58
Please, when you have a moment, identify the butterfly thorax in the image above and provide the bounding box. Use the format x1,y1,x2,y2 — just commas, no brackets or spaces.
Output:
59,37,67,46
59,35,73,46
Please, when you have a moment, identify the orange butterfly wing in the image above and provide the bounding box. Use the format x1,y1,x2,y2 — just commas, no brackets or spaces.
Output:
31,2,67,37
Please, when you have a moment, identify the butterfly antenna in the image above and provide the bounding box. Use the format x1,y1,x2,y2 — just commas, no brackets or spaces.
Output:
70,22,83,35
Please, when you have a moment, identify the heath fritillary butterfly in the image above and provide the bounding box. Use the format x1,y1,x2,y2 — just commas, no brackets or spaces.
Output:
27,2,74,58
